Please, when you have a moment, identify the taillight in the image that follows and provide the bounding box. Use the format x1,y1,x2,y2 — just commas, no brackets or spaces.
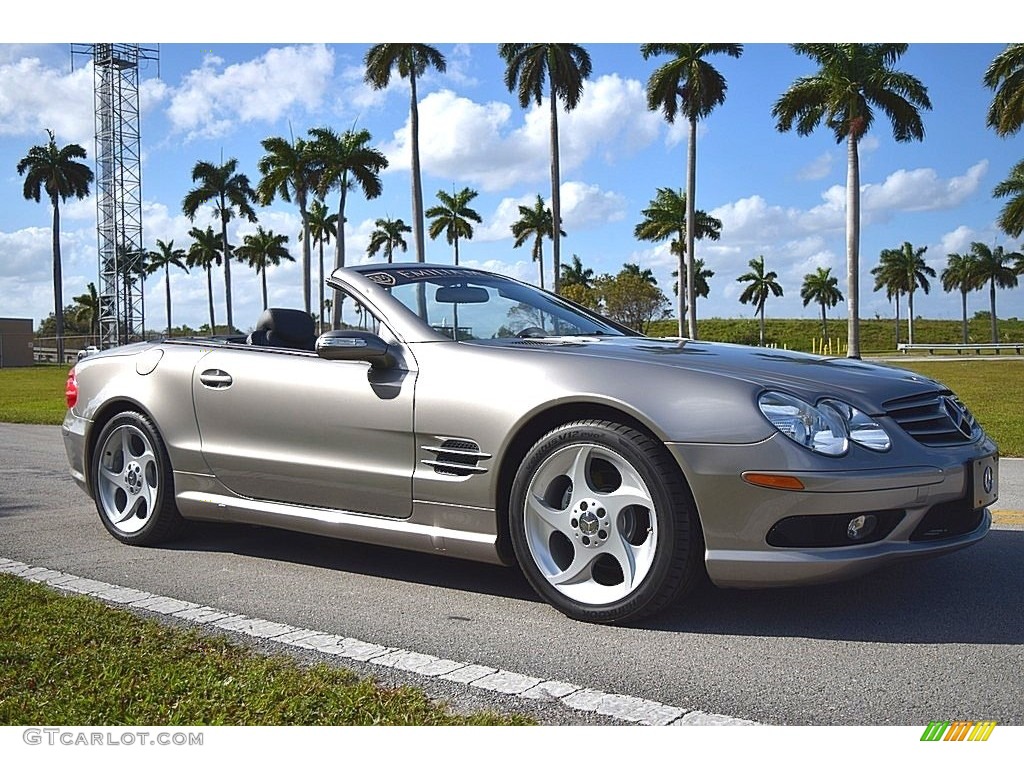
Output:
65,367,78,409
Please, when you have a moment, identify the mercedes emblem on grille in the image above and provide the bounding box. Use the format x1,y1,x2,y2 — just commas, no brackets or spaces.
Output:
942,396,974,439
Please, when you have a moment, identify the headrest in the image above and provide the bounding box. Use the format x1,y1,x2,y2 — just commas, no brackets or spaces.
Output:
255,308,315,348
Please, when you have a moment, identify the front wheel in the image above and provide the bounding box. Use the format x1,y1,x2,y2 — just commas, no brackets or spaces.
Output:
509,420,703,623
91,411,184,546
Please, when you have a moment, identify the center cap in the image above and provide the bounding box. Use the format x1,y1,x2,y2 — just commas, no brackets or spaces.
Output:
125,461,143,495
579,510,600,536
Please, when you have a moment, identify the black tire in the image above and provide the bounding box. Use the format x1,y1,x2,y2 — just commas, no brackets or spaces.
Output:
509,420,703,623
91,411,184,546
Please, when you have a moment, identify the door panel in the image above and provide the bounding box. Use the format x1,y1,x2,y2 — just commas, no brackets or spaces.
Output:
192,347,415,518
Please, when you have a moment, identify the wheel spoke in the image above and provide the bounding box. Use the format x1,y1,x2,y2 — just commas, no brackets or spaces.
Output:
548,545,599,587
99,464,128,493
604,530,640,591
565,445,593,502
596,484,651,518
525,492,570,534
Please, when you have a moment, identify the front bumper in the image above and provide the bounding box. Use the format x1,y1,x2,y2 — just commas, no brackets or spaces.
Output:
667,433,996,589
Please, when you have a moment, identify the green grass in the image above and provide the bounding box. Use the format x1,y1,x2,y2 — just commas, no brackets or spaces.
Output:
0,365,69,425
0,574,530,726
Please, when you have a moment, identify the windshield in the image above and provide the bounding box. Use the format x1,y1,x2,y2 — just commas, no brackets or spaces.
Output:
359,267,627,341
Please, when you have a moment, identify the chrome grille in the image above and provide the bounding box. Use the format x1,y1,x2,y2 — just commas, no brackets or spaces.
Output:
421,438,491,477
883,391,979,446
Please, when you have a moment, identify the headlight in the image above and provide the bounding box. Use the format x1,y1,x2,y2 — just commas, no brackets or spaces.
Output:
758,392,892,456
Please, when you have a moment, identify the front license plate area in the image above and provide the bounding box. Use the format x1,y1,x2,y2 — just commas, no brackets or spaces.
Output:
972,454,998,509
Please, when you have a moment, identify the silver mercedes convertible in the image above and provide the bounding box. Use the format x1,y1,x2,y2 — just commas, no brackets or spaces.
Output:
62,263,997,623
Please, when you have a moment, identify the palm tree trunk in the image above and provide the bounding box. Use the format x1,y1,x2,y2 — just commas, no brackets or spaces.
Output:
961,288,969,344
318,239,325,335
908,288,915,345
206,267,216,332
820,302,827,339
300,195,311,315
332,183,348,330
536,240,545,291
410,71,425,263
164,264,172,338
51,198,65,363
548,73,562,295
990,279,998,343
454,236,460,267
685,115,698,340
261,270,268,310
759,305,766,346
894,294,901,347
846,131,861,358
221,204,233,332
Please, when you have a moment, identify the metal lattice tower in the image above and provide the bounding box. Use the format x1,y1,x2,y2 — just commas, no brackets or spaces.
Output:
72,44,158,348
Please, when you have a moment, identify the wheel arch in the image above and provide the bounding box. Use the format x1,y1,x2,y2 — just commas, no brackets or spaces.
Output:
492,400,698,565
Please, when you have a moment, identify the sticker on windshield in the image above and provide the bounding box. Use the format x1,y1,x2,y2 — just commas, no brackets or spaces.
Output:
364,272,397,286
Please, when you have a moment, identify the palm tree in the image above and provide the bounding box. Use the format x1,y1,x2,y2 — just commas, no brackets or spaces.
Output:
187,226,224,333
984,44,1024,137
879,242,934,345
257,136,318,314
773,44,931,359
634,187,722,330
309,126,388,328
970,242,1022,343
364,44,447,263
307,200,338,333
233,227,294,311
499,43,592,295
941,252,981,344
560,254,594,289
16,129,93,361
426,187,482,265
870,248,907,346
800,267,844,339
72,282,100,346
993,159,1024,240
511,195,563,290
737,255,784,347
641,44,742,340
145,239,189,338
181,158,258,332
367,217,412,264
620,263,658,285
670,257,715,303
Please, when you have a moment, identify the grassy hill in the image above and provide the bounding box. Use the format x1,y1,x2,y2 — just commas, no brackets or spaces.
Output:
646,316,1024,354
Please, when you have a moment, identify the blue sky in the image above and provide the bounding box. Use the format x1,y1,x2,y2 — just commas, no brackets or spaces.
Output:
2,6,1022,332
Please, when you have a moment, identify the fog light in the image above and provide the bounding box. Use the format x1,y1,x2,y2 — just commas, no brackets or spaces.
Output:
847,514,877,541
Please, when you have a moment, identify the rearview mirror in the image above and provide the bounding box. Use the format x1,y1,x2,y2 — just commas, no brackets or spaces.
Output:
435,285,489,304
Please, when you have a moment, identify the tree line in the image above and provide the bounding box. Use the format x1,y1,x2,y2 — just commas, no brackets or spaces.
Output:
17,44,1024,358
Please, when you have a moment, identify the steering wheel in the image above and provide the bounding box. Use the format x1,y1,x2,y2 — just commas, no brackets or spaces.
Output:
516,326,548,339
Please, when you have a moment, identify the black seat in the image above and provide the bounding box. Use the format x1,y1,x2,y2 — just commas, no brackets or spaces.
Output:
246,308,316,351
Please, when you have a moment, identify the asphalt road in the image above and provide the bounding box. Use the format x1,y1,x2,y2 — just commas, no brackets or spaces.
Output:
1,423,1022,725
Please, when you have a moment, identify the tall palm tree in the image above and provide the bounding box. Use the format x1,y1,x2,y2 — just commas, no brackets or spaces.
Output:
72,282,100,346
233,227,294,311
307,200,338,333
499,43,592,295
970,242,1022,343
364,44,447,263
800,266,844,339
367,217,412,264
511,195,563,290
426,187,483,265
16,129,93,361
773,44,931,359
737,255,784,347
984,44,1024,137
993,159,1024,240
145,239,189,338
671,257,715,303
941,251,981,344
187,226,224,333
257,136,318,314
181,158,258,332
620,262,658,285
641,44,742,340
309,126,388,328
870,248,907,347
634,187,721,330
560,254,594,289
879,242,934,345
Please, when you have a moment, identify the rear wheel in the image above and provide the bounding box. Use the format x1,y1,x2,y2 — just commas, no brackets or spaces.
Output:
92,411,183,546
509,420,703,623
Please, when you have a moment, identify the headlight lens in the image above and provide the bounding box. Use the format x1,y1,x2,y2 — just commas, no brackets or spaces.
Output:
758,392,891,456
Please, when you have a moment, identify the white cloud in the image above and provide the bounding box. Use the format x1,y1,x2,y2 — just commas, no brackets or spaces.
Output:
559,181,628,229
861,160,988,216
0,57,94,145
797,152,833,181
166,45,335,140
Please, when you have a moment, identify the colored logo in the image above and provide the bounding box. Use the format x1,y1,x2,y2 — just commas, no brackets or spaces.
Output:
921,721,996,741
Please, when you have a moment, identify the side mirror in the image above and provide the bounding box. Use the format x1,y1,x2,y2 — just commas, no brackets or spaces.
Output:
315,330,396,368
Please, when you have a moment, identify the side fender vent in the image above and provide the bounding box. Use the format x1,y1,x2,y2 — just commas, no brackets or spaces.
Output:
421,438,491,477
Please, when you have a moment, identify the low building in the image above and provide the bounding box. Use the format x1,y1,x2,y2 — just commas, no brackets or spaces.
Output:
0,318,34,368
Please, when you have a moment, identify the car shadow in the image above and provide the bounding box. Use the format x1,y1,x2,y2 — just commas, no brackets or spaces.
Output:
164,522,1023,644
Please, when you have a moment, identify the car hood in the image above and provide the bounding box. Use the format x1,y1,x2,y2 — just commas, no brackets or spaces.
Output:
483,336,944,413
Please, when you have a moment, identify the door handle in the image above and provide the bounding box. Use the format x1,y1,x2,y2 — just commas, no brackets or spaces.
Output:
199,369,233,388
